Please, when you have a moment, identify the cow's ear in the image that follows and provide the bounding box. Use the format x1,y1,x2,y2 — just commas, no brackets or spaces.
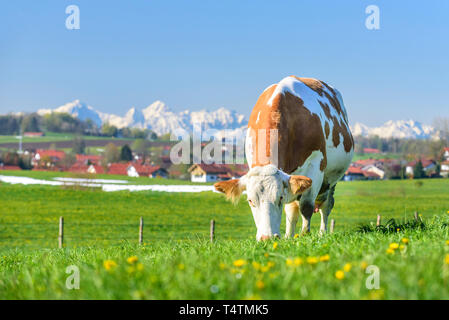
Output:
289,175,312,195
214,179,246,204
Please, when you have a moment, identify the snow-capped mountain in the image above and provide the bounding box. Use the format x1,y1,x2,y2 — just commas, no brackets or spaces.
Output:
350,120,439,140
37,100,247,135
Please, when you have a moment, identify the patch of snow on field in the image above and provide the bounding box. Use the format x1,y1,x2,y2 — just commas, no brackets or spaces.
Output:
101,184,215,193
54,177,129,184
0,175,216,193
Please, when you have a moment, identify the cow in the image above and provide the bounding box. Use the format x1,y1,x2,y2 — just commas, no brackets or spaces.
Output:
214,75,354,240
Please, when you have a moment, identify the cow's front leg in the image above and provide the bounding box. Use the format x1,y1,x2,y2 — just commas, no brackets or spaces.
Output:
284,201,299,238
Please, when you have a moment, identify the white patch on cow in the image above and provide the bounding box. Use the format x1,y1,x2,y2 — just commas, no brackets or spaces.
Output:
267,76,347,123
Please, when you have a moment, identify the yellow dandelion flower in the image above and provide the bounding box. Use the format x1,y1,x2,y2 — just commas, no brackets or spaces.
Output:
319,254,330,262
252,261,261,270
401,238,409,244
335,270,344,280
445,240,449,246
294,257,303,266
386,248,395,255
233,259,246,267
294,233,299,239
396,228,400,232
127,256,138,264
267,261,275,268
272,242,278,250
306,257,318,265
178,263,185,270
103,260,117,271
389,242,399,250
261,266,270,273
343,263,352,272
399,244,405,250
445,254,449,265
286,258,293,266
256,280,265,289
360,261,368,270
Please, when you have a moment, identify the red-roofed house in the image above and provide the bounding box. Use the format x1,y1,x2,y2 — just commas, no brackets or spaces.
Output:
188,163,247,182
133,164,168,178
443,147,449,161
405,159,436,176
32,149,66,167
76,154,102,165
363,148,381,154
344,166,365,181
441,161,449,178
107,163,134,176
0,164,21,171
87,165,106,174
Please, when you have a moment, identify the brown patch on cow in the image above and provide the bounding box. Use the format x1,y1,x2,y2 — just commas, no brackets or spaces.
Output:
331,116,353,153
291,76,324,94
248,87,328,173
247,84,279,166
324,121,330,139
318,101,332,120
214,179,245,204
289,175,312,195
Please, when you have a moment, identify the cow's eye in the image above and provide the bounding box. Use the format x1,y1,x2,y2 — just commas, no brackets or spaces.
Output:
280,196,283,201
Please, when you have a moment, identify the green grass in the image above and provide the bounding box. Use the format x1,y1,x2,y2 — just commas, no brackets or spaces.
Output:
0,132,134,144
0,177,449,299
352,152,401,161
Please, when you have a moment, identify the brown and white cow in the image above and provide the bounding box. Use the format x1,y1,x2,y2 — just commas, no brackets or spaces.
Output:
214,75,354,240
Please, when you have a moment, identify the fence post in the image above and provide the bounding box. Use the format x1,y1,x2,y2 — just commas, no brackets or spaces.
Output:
376,214,381,227
414,211,421,223
210,219,215,243
139,217,144,245
58,216,64,248
330,219,335,233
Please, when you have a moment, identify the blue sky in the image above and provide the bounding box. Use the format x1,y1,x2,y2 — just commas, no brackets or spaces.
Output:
1,0,448,126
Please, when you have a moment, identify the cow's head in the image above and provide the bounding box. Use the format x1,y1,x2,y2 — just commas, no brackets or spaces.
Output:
214,164,312,241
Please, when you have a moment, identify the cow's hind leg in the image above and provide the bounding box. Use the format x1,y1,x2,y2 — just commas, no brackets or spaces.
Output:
319,185,335,235
299,200,314,235
285,201,299,238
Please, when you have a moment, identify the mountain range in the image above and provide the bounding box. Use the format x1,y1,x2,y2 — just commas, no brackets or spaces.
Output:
37,100,247,136
350,120,439,140
36,100,439,140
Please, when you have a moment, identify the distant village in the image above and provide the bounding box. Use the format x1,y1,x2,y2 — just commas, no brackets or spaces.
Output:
1,131,448,183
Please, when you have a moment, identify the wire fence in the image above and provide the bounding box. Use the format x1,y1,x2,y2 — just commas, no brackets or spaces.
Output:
0,217,255,247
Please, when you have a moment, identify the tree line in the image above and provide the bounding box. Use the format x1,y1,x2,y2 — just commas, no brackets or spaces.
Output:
0,113,157,139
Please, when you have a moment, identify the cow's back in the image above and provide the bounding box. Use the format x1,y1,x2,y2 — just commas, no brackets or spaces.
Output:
246,75,353,187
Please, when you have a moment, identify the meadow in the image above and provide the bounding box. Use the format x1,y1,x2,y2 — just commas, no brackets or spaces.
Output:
0,173,449,299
